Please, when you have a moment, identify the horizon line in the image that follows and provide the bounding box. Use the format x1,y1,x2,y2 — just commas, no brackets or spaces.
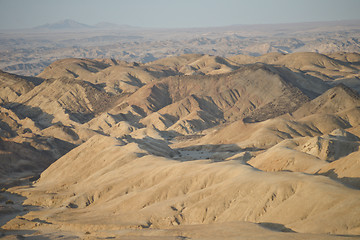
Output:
1,18,360,31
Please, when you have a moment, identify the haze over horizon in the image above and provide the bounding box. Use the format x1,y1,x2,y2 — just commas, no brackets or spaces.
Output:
0,0,360,30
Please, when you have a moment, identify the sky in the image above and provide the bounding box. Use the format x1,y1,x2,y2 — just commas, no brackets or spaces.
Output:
0,0,359,29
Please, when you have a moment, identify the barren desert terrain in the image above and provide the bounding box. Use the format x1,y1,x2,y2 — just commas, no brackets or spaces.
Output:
0,50,360,239
1,19,360,76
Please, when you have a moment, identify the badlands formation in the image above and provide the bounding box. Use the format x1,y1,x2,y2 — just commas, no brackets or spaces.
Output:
0,52,360,239
1,19,360,76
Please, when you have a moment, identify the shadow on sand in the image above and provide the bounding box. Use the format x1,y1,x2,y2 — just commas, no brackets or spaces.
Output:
0,183,49,239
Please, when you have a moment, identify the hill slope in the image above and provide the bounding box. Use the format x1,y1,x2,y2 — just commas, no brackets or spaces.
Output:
1,52,360,239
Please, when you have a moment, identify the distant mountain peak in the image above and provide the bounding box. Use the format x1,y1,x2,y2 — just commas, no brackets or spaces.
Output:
33,19,138,31
34,19,94,30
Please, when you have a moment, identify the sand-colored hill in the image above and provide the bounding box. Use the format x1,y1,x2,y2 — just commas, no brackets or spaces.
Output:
147,53,206,69
37,58,111,80
4,134,360,237
90,63,323,136
0,104,78,188
38,54,239,96
229,52,356,72
230,52,360,84
148,54,238,75
2,52,360,239
327,52,360,64
191,85,360,174
292,84,360,118
38,58,179,94
92,64,175,94
274,52,355,72
248,128,359,173
318,150,360,188
228,52,285,65
10,77,118,127
0,70,41,104
37,52,360,97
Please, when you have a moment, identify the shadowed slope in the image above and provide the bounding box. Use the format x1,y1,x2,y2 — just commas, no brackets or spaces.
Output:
0,70,42,104
7,135,360,236
90,63,317,135
9,77,118,126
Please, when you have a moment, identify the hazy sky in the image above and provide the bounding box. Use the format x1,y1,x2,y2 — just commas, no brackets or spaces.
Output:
0,0,359,29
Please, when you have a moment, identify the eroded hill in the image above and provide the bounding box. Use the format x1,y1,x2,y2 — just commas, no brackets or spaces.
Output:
1,52,360,239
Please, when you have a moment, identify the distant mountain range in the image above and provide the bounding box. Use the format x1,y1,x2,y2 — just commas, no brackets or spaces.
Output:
32,19,360,31
34,19,94,30
33,19,137,31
